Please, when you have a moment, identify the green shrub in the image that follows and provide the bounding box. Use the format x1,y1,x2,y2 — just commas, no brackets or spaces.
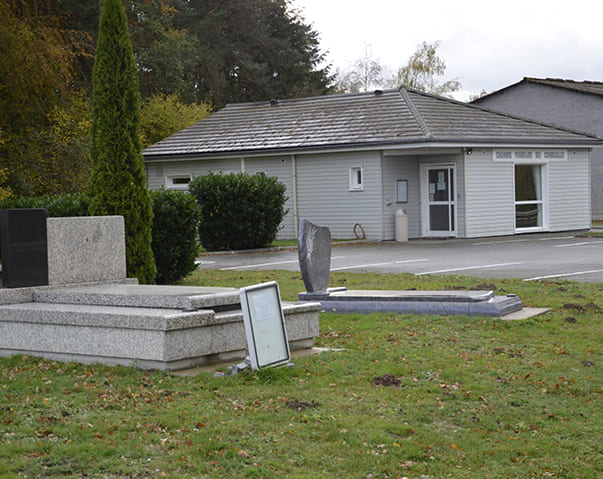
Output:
150,188,201,284
0,193,89,217
189,172,288,251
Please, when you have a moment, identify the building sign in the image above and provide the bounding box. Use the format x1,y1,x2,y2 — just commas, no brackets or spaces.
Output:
493,150,567,162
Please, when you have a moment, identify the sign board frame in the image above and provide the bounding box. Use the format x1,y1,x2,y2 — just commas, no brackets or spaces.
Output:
239,281,291,370
396,179,408,203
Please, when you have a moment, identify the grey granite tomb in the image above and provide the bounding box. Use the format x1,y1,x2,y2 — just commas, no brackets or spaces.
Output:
0,215,321,370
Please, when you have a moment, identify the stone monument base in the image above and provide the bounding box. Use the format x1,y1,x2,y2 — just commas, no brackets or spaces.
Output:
0,282,321,371
299,288,523,317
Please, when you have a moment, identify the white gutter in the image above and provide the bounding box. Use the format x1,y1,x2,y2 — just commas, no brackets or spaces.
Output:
144,142,598,163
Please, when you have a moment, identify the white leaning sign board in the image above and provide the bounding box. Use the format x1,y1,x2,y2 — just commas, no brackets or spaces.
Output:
239,281,291,369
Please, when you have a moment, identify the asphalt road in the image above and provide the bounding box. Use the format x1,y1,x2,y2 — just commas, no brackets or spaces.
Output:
197,232,603,283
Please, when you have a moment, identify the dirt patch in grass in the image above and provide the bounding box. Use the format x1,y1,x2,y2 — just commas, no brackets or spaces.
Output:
493,347,523,358
286,399,320,411
471,283,498,291
562,302,601,313
372,374,402,387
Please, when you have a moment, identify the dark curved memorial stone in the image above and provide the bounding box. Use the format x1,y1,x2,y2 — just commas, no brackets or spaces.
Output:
0,209,48,288
297,219,331,293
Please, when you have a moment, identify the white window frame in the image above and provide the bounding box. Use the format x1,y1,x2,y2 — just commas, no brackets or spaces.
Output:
349,166,364,191
513,162,549,233
165,174,193,190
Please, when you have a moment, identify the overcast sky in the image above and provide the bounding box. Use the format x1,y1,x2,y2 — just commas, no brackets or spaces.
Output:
292,0,603,100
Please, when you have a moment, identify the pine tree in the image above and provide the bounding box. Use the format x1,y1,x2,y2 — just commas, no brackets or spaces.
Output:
89,0,156,283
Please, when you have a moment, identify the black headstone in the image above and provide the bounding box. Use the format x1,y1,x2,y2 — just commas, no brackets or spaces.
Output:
0,209,48,288
297,219,331,293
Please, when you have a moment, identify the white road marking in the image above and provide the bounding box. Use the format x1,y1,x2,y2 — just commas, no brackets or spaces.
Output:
415,262,524,276
554,241,603,248
219,256,345,271
537,236,574,241
330,258,429,272
472,239,529,245
523,269,603,281
195,260,215,265
220,260,300,270
472,236,575,246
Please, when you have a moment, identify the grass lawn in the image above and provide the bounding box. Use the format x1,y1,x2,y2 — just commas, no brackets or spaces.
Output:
1,270,601,478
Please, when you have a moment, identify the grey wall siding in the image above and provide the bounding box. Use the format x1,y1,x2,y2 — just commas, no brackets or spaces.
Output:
382,155,420,239
548,150,591,230
147,163,166,190
146,156,296,239
464,149,515,238
477,84,603,219
463,148,592,236
146,157,243,190
295,151,383,240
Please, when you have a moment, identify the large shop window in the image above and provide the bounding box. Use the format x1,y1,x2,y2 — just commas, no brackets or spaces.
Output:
514,165,543,229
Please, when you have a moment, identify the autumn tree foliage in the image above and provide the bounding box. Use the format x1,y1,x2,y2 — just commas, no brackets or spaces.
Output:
394,41,461,96
0,0,93,196
0,0,332,196
337,41,461,98
140,94,210,148
88,0,156,284
336,44,386,93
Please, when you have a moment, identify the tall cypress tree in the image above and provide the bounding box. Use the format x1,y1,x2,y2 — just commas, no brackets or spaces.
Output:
89,0,156,284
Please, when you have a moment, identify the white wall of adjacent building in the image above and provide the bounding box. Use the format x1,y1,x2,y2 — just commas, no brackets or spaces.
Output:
145,146,592,241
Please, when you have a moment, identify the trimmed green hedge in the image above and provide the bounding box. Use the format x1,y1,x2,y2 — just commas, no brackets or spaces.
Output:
189,172,288,251
0,193,90,217
150,188,201,284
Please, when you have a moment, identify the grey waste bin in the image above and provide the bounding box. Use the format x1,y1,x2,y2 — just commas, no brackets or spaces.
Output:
395,209,408,242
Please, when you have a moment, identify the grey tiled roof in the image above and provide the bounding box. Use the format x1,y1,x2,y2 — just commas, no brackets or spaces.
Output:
525,78,603,97
143,88,600,158
473,77,603,105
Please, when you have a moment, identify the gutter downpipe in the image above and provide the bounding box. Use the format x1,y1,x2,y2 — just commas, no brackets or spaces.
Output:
380,151,386,241
291,155,299,237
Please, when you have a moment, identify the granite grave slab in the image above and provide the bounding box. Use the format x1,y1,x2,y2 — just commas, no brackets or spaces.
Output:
297,220,524,318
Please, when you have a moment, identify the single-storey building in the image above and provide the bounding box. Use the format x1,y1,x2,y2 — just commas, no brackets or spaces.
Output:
142,88,601,240
472,78,603,220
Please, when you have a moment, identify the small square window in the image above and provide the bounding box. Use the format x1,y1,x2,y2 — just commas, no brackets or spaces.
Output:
166,175,192,190
349,166,364,191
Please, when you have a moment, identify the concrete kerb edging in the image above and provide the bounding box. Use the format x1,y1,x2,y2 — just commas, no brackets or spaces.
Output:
197,240,376,257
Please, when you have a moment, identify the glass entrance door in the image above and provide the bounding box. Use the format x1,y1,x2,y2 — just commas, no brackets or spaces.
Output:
422,165,456,237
